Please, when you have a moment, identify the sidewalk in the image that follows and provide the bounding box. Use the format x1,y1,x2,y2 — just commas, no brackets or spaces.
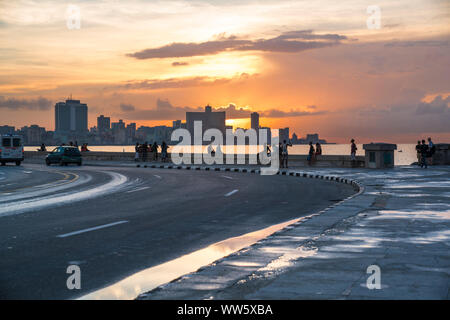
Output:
137,165,450,300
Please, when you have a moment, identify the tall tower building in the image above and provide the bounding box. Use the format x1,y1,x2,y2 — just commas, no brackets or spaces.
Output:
251,112,259,130
55,99,88,133
97,115,111,132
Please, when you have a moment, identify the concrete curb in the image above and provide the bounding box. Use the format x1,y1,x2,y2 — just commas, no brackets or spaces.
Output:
136,163,364,195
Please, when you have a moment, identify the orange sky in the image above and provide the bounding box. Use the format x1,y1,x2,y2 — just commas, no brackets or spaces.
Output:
1,0,449,143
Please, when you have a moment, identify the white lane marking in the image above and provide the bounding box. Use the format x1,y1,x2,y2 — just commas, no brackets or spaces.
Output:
153,175,161,179
221,175,233,180
23,171,32,174
126,186,150,193
224,189,239,197
57,220,129,238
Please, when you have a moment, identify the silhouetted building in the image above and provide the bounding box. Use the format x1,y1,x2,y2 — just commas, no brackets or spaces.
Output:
251,112,260,130
97,115,110,132
279,127,289,143
55,99,88,133
186,105,226,143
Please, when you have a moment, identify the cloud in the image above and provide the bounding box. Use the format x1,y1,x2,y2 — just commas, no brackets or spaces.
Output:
127,30,348,59
0,96,52,110
261,108,326,118
119,103,135,112
111,76,236,91
119,98,326,121
172,61,189,67
416,95,450,115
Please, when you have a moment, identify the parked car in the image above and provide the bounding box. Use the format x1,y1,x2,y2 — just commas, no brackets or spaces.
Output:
45,146,82,166
0,134,24,166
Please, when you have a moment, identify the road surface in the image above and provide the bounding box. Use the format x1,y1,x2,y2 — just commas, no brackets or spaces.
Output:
0,163,354,299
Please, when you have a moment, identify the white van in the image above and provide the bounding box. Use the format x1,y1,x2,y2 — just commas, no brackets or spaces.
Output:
0,134,24,166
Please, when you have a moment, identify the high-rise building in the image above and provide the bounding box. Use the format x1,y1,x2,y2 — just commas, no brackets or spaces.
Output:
55,99,88,133
186,105,226,143
251,112,259,130
97,115,111,132
279,127,290,143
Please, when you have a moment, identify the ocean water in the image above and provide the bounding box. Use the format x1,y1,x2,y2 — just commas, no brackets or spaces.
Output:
26,144,418,166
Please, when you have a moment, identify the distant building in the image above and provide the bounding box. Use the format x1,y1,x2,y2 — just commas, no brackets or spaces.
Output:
20,125,46,145
97,115,111,132
279,128,290,143
0,125,15,135
186,105,226,143
111,119,125,131
296,133,327,144
55,99,88,133
251,112,259,130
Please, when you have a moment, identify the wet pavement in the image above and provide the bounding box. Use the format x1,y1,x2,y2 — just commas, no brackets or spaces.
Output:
138,165,450,300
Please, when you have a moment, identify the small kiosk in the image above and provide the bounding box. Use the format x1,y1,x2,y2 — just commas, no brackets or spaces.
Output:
363,143,397,169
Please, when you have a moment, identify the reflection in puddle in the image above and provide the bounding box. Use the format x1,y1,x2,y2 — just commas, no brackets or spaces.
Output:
79,217,302,300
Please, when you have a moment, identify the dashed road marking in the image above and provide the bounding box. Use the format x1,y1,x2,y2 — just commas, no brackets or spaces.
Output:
224,189,239,197
56,221,129,238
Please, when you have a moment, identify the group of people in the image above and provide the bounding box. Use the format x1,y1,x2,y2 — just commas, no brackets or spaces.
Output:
135,141,169,162
416,137,435,168
38,141,90,152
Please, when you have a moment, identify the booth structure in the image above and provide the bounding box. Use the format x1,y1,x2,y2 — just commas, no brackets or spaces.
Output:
433,144,450,165
363,143,397,169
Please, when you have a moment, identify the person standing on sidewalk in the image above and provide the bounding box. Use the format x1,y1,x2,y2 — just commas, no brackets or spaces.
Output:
419,140,428,168
307,142,315,166
350,139,357,161
415,140,422,165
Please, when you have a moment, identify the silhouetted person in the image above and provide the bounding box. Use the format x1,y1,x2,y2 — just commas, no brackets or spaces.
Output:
350,139,357,161
308,142,315,165
427,137,435,165
281,139,292,168
135,142,140,162
415,140,422,165
142,142,148,162
315,142,322,156
161,141,168,162
152,142,158,161
420,140,428,168
38,143,46,152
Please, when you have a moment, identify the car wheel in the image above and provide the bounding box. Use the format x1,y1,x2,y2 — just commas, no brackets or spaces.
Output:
15,161,21,166
1,162,5,166
59,160,65,166
46,159,51,166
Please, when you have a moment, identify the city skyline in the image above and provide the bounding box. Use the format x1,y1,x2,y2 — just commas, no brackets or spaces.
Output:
1,0,449,143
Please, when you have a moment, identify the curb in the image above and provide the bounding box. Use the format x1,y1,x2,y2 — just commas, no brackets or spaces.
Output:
136,163,364,195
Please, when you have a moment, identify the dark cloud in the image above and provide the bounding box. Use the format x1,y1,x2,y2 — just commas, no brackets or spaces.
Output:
119,98,326,121
416,95,450,115
385,40,449,47
261,108,326,118
110,76,236,91
127,30,347,59
0,96,52,110
120,103,135,112
172,61,189,67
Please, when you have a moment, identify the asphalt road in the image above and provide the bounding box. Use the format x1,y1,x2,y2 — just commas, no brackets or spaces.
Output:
0,162,354,299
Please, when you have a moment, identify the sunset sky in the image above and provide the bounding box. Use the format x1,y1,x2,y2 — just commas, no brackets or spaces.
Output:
1,0,449,143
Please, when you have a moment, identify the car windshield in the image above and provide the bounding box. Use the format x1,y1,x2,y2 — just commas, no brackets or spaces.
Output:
64,148,81,156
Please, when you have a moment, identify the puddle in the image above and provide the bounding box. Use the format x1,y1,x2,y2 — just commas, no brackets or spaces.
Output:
79,216,303,300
